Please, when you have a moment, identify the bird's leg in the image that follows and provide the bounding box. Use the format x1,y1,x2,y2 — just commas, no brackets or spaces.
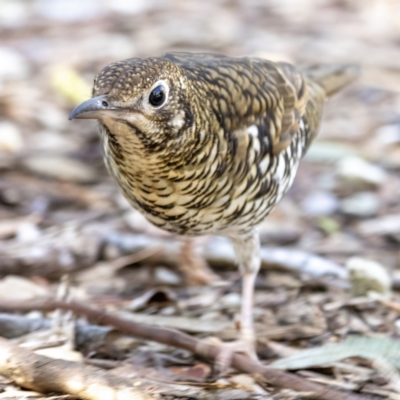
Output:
230,231,260,359
178,237,220,286
239,268,257,352
196,232,260,372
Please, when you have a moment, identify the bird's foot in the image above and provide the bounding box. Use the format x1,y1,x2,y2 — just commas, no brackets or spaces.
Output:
196,333,258,375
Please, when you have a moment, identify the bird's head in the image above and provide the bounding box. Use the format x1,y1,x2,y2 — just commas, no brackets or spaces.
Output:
69,58,198,152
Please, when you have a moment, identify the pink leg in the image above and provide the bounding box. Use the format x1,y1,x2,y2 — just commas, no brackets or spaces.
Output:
196,232,260,372
240,270,257,345
222,232,260,361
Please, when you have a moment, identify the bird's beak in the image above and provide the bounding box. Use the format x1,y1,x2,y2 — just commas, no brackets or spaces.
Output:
69,95,117,120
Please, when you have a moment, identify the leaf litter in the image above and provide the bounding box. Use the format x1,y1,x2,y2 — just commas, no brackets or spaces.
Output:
0,0,400,399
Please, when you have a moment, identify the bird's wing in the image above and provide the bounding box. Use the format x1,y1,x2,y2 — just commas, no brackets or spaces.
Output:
164,53,358,157
163,52,320,156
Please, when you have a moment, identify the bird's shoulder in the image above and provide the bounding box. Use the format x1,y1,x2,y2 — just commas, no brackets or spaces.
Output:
162,52,320,155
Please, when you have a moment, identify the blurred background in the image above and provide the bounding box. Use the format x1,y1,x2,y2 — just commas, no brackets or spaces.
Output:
1,0,400,313
1,1,400,396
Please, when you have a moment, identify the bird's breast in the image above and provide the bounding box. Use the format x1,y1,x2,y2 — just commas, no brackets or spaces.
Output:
100,122,307,236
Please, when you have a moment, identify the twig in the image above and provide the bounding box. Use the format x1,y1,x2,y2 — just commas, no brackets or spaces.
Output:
0,336,153,400
0,229,347,282
0,298,371,400
107,245,163,271
376,297,400,312
0,223,103,278
107,233,348,280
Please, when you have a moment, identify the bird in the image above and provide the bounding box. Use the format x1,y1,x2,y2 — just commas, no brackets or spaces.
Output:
69,52,359,364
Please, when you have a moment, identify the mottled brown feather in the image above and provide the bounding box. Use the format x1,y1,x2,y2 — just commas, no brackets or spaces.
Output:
71,53,359,356
91,52,358,236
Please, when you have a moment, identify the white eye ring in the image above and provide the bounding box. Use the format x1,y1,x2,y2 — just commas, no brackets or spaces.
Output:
148,80,169,108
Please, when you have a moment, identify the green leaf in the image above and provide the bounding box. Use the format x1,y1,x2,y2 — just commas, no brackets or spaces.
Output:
271,335,400,370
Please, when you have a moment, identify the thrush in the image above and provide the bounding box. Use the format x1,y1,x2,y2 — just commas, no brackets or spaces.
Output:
69,52,359,363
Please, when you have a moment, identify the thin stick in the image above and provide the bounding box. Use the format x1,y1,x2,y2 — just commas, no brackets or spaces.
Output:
0,298,371,400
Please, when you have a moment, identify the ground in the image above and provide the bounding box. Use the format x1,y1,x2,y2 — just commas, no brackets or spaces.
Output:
0,0,400,399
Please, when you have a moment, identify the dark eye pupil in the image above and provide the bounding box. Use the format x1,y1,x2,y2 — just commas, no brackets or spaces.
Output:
149,85,166,107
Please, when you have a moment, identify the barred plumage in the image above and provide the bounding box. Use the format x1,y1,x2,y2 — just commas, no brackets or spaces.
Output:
70,52,359,362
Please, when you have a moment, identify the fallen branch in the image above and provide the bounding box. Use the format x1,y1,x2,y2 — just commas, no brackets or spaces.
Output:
0,226,347,282
0,223,103,278
0,336,153,400
0,298,370,400
107,233,348,279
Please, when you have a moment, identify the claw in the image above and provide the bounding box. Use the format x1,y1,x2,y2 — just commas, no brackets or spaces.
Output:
196,336,258,376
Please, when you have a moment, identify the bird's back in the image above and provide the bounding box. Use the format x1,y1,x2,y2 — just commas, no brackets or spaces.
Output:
163,53,358,156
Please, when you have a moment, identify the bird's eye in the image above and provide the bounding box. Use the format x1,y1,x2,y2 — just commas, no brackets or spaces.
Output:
149,85,166,107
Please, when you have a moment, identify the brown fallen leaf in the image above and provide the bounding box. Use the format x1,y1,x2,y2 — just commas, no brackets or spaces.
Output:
168,363,211,382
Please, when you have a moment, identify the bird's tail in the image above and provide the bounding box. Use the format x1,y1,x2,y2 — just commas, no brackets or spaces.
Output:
304,64,361,97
